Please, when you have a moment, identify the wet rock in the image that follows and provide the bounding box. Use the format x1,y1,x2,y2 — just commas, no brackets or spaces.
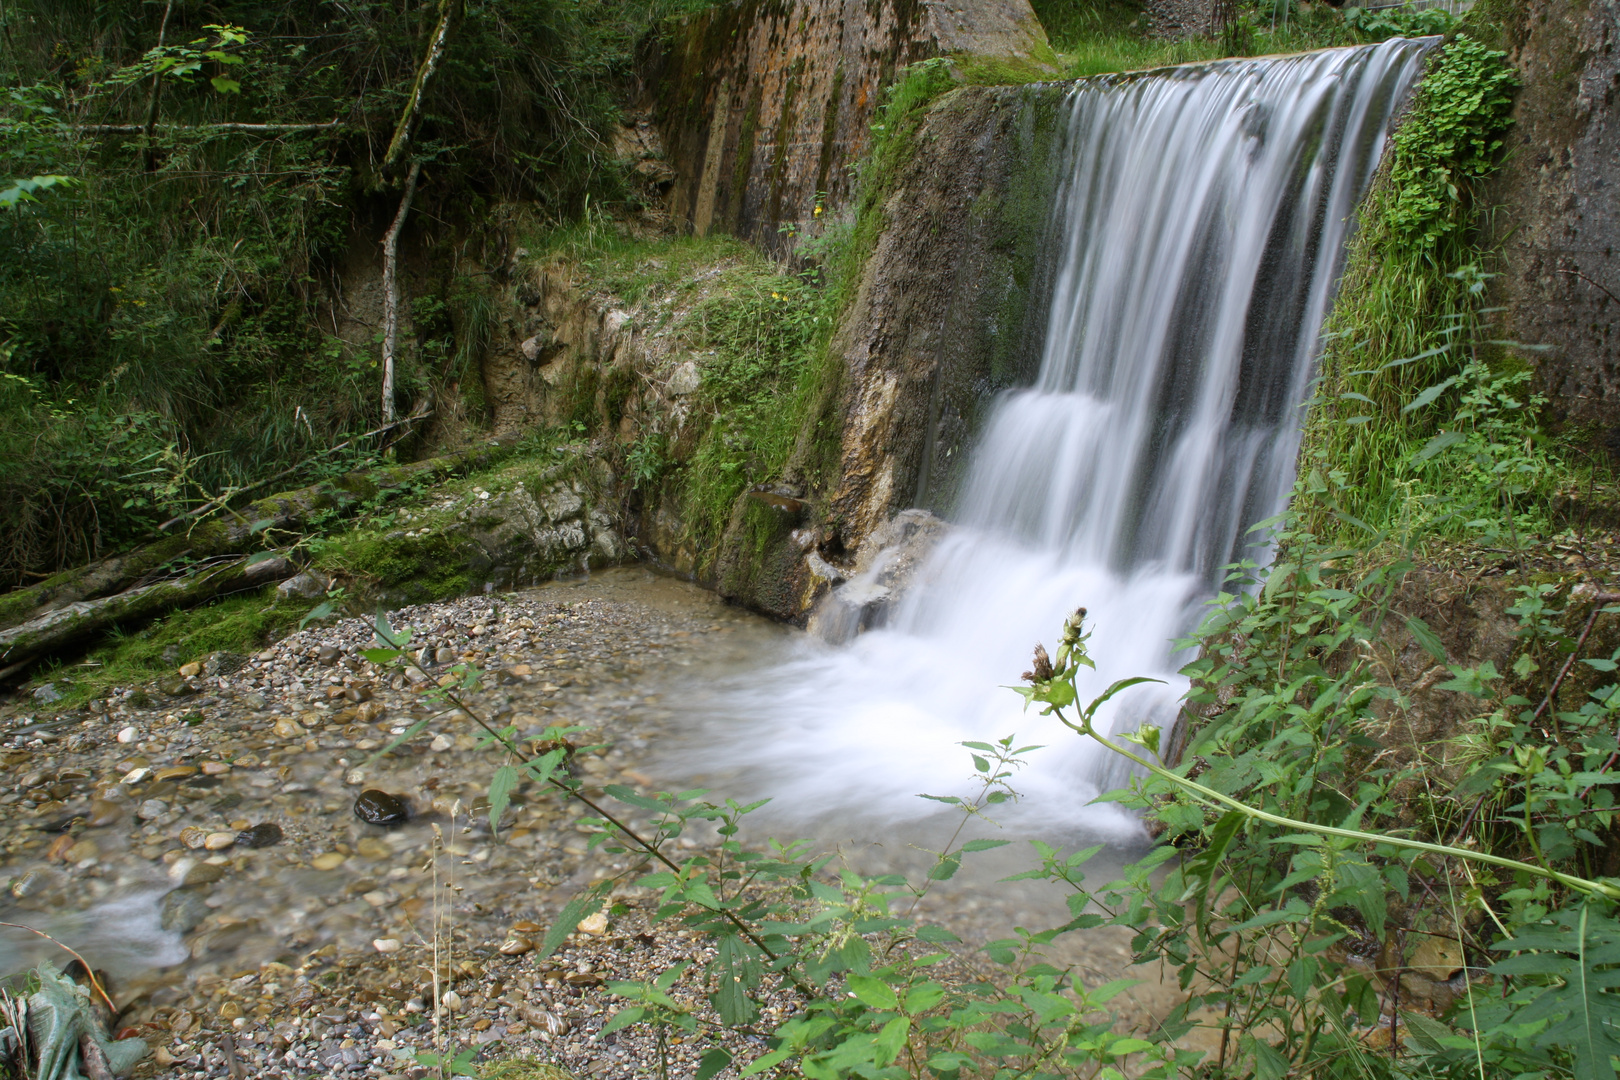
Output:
160,888,211,934
236,822,283,848
136,799,169,821
86,799,121,827
180,826,209,849
277,571,330,600
311,852,346,871
168,858,224,887
317,645,341,665
353,789,409,826
203,831,236,851
157,675,198,698
273,716,307,739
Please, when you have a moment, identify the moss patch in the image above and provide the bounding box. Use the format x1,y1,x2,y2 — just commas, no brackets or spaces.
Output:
34,588,305,709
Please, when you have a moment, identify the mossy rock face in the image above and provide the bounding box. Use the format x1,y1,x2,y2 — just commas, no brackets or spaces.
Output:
714,489,814,619
313,459,628,604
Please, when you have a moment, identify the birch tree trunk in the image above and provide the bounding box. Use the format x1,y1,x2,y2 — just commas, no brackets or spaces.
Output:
381,0,460,179
380,160,421,425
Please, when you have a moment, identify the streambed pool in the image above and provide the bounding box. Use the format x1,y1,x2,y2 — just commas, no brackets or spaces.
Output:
0,567,1173,1079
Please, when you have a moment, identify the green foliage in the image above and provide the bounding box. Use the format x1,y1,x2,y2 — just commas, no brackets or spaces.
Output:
1308,35,1524,537
0,0,704,588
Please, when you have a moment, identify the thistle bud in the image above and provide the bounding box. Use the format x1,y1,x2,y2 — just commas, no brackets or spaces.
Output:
1022,643,1055,683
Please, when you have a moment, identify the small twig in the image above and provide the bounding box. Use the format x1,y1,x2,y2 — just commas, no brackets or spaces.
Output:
0,922,116,1013
1560,268,1620,306
1530,592,1620,725
218,1031,245,1080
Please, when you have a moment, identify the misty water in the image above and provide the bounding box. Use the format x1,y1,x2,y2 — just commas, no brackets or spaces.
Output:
662,40,1432,863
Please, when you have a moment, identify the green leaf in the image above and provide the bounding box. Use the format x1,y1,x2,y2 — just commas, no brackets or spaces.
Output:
361,648,400,664
597,1006,647,1036
960,838,1010,853
209,74,241,93
1402,376,1458,414
1413,429,1467,463
873,1015,910,1066
603,784,669,811
1108,1038,1154,1056
845,972,898,1011
299,600,335,629
738,1048,793,1077
244,550,282,566
1084,676,1164,718
541,885,609,958
487,765,518,835
1403,615,1448,662
364,717,429,768
696,1049,733,1080
711,935,760,1026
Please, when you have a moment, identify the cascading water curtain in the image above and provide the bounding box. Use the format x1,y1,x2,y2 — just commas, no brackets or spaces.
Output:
690,38,1434,836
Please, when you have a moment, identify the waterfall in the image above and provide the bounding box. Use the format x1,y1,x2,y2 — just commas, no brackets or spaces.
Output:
682,40,1432,837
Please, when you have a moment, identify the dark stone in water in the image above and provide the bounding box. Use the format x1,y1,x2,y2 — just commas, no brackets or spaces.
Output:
236,822,284,848
353,789,409,826
160,888,210,933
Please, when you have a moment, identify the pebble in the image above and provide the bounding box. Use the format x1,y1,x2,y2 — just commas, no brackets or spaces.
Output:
273,717,306,739
577,911,608,936
235,822,283,848
441,990,464,1012
372,938,402,954
180,826,209,849
352,789,410,826
430,734,453,752
86,799,121,827
116,726,137,744
153,765,198,781
499,937,535,956
136,798,169,820
203,831,236,851
311,852,346,871
201,760,231,775
178,661,203,677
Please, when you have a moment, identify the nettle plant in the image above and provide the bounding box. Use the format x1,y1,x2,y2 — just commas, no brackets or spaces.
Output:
362,415,1620,1080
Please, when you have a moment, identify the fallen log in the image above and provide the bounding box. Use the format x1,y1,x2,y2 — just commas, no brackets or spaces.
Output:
0,439,514,634
0,551,298,679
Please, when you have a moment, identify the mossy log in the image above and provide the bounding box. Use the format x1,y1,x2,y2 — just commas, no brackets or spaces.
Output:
0,552,298,678
0,440,513,634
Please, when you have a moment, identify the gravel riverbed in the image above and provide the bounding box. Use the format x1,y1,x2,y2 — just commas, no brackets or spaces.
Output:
0,568,1172,1079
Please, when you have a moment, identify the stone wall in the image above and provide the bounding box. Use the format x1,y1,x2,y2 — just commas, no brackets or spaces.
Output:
1482,0,1620,436
645,0,1057,253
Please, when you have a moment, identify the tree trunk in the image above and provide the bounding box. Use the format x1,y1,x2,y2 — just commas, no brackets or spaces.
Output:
0,440,514,637
380,0,461,180
380,160,422,425
141,0,176,172
0,552,297,676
